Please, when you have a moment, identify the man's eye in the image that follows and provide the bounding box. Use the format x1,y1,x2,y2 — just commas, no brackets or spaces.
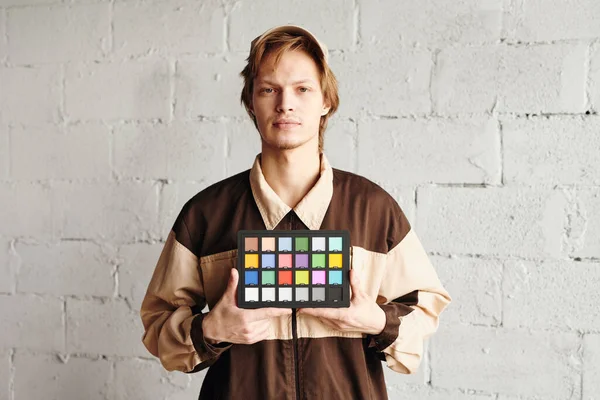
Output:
299,87,309,92
262,88,274,93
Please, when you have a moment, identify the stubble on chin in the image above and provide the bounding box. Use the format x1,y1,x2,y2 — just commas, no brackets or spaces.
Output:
274,140,302,150
261,132,307,151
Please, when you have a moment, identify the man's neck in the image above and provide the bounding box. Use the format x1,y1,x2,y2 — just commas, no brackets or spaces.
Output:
260,145,321,209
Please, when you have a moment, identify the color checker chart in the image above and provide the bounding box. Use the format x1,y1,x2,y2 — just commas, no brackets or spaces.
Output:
237,230,351,309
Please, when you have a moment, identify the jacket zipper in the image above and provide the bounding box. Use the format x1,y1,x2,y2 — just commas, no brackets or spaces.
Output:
292,309,300,400
290,212,301,400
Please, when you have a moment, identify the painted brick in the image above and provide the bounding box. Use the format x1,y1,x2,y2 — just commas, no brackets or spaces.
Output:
504,259,600,331
504,0,600,41
360,0,503,47
13,352,110,400
174,54,248,118
584,334,600,400
417,186,567,258
433,44,587,114
431,325,582,398
503,115,600,185
433,255,502,326
357,117,500,185
0,349,8,400
0,65,61,124
113,120,226,181
590,42,600,113
65,59,171,120
0,183,54,239
228,0,354,52
118,242,163,311
0,294,63,351
66,297,147,357
113,0,224,57
323,117,356,173
51,181,159,242
331,48,432,117
566,189,600,259
6,3,109,64
16,241,115,297
111,358,206,400
10,123,110,180
226,119,262,177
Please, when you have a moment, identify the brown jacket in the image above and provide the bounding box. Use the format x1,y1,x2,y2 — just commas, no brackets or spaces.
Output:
140,153,451,399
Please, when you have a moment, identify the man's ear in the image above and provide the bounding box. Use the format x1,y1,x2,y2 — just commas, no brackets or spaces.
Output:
321,105,331,116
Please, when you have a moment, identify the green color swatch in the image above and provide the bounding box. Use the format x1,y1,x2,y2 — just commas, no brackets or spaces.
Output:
312,254,326,268
262,270,275,285
295,237,309,251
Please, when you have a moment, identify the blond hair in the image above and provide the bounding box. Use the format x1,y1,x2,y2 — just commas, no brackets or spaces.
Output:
239,26,339,152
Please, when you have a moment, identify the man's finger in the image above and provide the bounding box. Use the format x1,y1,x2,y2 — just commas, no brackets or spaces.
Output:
298,307,330,318
315,316,338,330
226,268,239,303
248,323,271,344
349,269,363,299
245,306,292,322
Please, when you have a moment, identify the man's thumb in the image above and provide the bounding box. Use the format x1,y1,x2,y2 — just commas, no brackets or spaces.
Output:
349,269,362,298
227,268,239,297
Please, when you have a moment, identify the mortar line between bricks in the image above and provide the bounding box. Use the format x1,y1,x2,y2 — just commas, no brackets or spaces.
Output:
9,348,14,400
584,40,594,112
108,124,115,182
352,0,359,49
58,111,600,125
427,251,600,264
63,298,67,355
109,0,114,55
60,63,66,126
580,333,585,400
7,124,11,178
172,60,179,122
113,249,119,299
9,239,18,293
2,8,7,67
429,49,439,114
224,8,229,53
500,260,505,328
157,180,164,240
168,58,175,123
108,359,116,399
8,349,156,362
498,118,504,185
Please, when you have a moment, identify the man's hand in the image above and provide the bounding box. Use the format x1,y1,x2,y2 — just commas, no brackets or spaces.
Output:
202,268,292,345
297,269,386,335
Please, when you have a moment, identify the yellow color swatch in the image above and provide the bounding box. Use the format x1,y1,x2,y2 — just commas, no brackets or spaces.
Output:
295,270,309,285
245,254,259,268
329,254,343,268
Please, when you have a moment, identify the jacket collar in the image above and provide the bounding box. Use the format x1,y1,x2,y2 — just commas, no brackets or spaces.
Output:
249,153,333,230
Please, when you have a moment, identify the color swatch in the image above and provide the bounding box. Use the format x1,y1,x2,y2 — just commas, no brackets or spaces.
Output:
237,230,351,308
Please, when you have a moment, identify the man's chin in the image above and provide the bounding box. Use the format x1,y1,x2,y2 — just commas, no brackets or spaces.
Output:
264,139,305,151
275,142,302,150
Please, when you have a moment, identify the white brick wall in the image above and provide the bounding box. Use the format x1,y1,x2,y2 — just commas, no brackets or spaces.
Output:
1,1,598,399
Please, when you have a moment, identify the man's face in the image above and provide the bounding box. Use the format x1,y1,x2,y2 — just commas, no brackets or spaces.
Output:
251,49,330,151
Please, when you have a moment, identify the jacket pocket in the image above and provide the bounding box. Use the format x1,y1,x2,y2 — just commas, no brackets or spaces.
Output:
350,245,387,301
199,249,237,309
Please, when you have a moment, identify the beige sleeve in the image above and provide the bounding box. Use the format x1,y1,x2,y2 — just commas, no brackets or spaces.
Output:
368,228,452,374
140,230,231,372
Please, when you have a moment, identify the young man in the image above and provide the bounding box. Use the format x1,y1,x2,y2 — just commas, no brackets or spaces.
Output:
140,25,451,399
